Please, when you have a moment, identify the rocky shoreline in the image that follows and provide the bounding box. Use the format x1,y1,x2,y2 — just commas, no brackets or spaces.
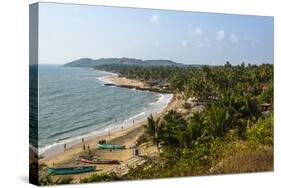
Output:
103,81,173,94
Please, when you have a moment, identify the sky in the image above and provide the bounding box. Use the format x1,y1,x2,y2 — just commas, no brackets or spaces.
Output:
38,2,274,65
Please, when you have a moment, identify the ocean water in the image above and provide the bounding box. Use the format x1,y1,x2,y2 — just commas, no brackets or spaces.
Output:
37,65,172,156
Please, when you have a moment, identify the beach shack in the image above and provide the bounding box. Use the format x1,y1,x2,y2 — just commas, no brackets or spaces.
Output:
144,79,161,87
261,103,271,112
144,79,171,89
132,147,140,156
158,82,171,89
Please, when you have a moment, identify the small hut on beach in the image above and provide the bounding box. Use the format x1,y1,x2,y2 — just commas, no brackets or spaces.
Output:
261,103,271,112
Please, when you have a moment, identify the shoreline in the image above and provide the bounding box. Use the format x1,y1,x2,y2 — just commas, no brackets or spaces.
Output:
38,70,172,158
40,74,178,168
40,93,178,181
39,92,173,158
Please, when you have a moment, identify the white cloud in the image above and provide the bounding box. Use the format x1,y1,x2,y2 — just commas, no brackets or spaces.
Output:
230,34,239,43
216,30,225,41
150,13,159,24
189,28,203,36
182,39,187,47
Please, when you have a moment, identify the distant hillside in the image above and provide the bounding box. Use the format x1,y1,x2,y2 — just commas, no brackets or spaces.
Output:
64,57,185,68
64,58,95,67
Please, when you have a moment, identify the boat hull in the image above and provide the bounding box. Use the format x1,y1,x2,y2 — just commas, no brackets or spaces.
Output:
79,157,120,165
96,143,125,150
48,166,96,175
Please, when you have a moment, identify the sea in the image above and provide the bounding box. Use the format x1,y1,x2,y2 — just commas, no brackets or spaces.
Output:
34,65,173,157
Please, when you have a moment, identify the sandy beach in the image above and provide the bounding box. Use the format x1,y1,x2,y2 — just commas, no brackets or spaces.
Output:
40,75,182,182
104,76,144,87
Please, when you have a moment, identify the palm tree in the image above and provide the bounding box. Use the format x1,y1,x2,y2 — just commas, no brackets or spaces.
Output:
161,110,187,148
203,104,233,138
145,114,161,151
235,94,261,137
187,112,205,146
145,114,157,142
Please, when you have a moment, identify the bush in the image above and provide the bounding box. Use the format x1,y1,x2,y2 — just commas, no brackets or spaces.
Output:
80,173,119,183
57,176,73,184
39,175,73,185
209,145,273,174
246,115,273,145
259,82,273,104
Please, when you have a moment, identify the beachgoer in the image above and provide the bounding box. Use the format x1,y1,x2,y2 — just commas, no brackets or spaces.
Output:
83,144,86,151
135,148,139,156
82,138,84,143
64,144,66,151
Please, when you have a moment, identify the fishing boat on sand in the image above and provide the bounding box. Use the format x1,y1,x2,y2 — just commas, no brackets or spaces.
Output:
96,143,126,150
78,157,120,165
48,166,96,175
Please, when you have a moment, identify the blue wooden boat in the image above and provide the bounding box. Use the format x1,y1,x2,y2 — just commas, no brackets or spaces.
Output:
48,166,96,175
96,143,126,150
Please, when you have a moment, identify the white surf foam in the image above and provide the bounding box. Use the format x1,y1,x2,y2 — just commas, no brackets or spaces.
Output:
39,93,173,157
39,82,173,158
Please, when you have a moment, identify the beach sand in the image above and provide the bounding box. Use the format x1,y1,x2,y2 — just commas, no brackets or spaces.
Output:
104,76,144,87
40,76,182,182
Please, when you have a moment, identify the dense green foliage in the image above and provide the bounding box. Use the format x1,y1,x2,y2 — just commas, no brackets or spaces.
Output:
81,62,274,180
96,63,273,101
260,81,274,104
39,175,73,185
123,110,273,179
80,173,120,183
247,113,273,145
106,62,273,179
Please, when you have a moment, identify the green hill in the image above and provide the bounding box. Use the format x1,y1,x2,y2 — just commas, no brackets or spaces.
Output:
64,57,186,68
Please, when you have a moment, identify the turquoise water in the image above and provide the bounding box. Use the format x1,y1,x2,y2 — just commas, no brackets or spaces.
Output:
37,65,172,155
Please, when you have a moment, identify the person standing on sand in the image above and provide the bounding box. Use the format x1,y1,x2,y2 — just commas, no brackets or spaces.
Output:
82,138,84,143
87,145,91,155
64,144,66,151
